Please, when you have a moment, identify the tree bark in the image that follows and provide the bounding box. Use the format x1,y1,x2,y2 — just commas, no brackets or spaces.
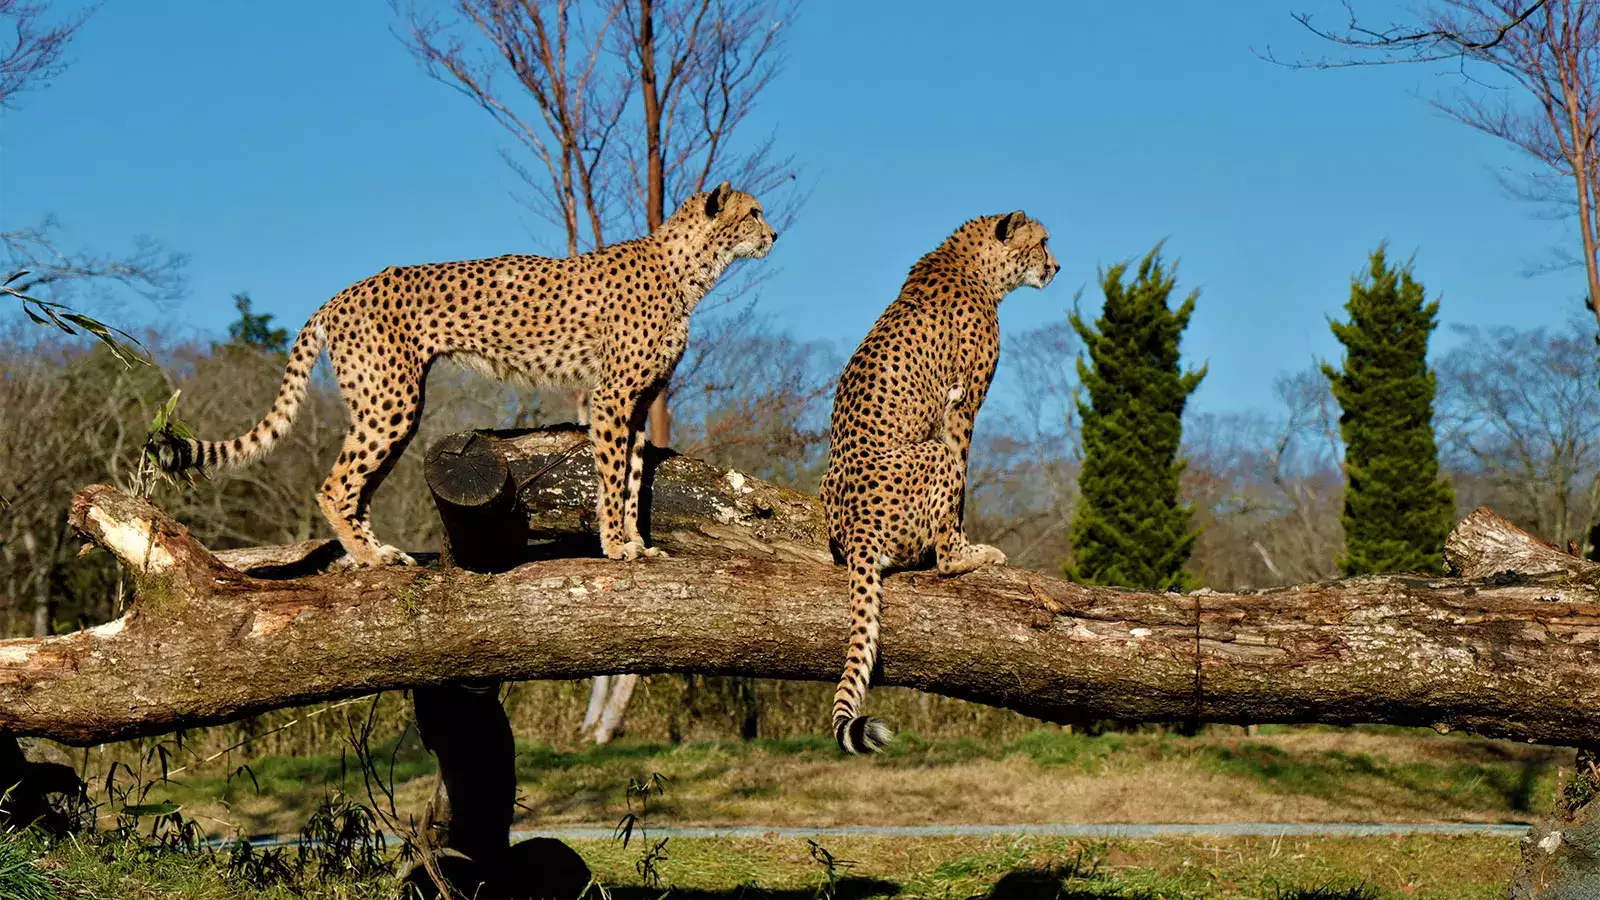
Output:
447,425,830,564
1,429,1599,750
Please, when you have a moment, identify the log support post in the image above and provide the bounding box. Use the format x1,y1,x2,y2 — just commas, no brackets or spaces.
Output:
401,431,591,900
0,734,85,835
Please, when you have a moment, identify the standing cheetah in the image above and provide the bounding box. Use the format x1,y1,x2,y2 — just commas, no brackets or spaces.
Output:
155,182,777,566
820,210,1059,753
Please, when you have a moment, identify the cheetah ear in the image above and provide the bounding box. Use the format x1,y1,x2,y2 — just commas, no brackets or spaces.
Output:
704,181,734,218
995,210,1029,243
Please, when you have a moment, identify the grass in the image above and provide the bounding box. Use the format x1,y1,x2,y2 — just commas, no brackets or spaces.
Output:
135,724,1570,839
0,830,56,900
11,831,1516,898
28,722,1558,897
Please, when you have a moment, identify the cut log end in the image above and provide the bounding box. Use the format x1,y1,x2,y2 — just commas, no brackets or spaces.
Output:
424,431,511,508
1445,506,1597,582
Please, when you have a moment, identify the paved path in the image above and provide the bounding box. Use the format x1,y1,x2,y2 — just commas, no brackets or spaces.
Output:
217,821,1532,850
513,822,1532,841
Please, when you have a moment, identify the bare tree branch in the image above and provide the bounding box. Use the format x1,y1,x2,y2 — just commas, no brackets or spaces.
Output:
1262,0,1549,68
0,0,92,109
2,217,187,305
1269,2,1600,332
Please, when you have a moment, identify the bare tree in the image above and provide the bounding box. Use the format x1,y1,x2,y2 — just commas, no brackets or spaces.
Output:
3,4,188,347
0,0,90,109
1183,369,1346,589
400,0,630,254
665,301,835,481
1436,317,1600,549
3,217,187,310
1278,2,1600,328
1279,1,1551,63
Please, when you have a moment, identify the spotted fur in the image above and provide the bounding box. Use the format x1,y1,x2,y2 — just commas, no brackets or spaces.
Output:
154,182,777,566
819,211,1059,753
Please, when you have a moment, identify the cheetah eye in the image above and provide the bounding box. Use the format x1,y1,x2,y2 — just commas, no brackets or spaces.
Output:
1039,238,1048,248
749,208,762,220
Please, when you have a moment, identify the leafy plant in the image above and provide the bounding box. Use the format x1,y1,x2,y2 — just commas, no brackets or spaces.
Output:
5,268,149,369
806,839,854,900
297,792,388,882
614,771,671,889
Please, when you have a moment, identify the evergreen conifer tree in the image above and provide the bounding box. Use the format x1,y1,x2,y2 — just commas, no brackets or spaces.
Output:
1323,246,1454,575
225,293,289,353
1067,247,1205,590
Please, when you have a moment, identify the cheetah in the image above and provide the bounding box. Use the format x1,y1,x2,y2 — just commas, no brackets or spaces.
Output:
154,182,777,566
820,210,1059,753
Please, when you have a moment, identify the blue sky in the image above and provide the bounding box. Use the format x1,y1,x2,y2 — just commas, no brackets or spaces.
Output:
2,0,1586,416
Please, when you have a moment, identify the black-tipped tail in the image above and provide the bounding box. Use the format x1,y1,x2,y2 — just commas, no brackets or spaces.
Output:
834,715,892,755
147,430,201,474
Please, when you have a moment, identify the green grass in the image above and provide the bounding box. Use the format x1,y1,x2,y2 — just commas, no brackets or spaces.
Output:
574,834,1512,899
49,725,1554,897
0,831,55,900
10,831,1516,899
135,725,1568,840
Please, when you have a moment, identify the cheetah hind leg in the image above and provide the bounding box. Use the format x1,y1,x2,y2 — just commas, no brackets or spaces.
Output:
318,470,393,567
621,385,669,558
319,363,425,568
320,473,420,567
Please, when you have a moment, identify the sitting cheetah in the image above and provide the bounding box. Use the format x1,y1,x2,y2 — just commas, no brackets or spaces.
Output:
155,182,777,566
820,210,1059,753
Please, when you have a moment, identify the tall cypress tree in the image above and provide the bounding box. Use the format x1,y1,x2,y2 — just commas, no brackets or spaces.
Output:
1067,247,1206,590
1323,246,1455,575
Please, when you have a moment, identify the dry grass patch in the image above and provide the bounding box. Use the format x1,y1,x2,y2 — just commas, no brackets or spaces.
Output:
136,725,1569,840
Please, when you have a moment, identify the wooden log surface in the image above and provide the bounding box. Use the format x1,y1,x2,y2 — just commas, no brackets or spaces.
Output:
0,423,1596,749
421,425,832,564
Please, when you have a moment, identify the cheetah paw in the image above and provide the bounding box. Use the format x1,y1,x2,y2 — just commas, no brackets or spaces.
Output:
609,540,669,561
939,543,1006,575
970,543,1006,567
375,545,418,567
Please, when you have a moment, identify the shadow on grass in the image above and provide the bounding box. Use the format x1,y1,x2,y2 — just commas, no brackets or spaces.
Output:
1197,741,1560,815
604,873,1375,900
973,869,1377,900
975,867,1141,898
602,879,900,899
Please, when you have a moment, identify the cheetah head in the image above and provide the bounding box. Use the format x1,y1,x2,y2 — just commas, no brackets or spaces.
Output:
991,210,1059,291
671,181,778,261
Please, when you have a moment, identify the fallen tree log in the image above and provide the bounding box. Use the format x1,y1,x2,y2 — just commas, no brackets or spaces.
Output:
0,436,1598,747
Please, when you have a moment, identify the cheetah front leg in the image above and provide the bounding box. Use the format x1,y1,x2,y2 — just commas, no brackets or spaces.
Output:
926,454,1005,575
928,384,1003,575
587,386,662,561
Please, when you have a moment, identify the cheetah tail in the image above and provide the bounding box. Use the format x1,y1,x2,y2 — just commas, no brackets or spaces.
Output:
832,547,893,755
151,316,326,475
